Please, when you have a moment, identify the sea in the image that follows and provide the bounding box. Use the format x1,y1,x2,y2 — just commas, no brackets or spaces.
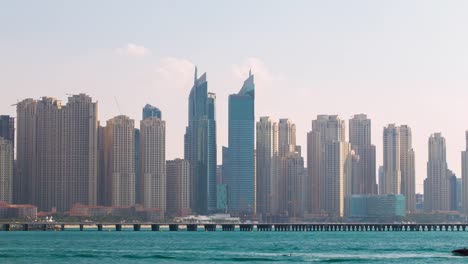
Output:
1,229,467,263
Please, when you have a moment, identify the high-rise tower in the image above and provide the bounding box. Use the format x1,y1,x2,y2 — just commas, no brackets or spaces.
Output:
184,67,217,214
307,115,346,214
225,71,255,215
424,133,450,212
349,114,376,195
140,117,166,211
103,115,135,207
16,95,98,211
256,117,278,217
462,131,468,214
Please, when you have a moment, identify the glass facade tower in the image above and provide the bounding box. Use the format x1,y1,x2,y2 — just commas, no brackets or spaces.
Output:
184,67,217,214
225,71,255,215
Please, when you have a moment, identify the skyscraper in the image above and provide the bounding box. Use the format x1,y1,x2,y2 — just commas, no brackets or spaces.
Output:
0,115,14,204
224,71,255,215
462,131,468,214
307,115,346,214
142,104,162,120
0,115,14,146
324,141,352,218
278,119,296,157
103,115,135,206
400,125,416,213
140,117,166,211
382,124,401,195
16,99,37,205
184,67,217,214
256,117,279,217
166,159,191,217
349,114,376,195
282,151,305,219
424,133,450,212
0,137,13,203
16,95,98,211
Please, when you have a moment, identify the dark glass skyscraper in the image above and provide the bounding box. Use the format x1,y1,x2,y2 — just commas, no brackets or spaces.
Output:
142,104,162,120
184,67,217,214
0,115,14,145
225,71,255,215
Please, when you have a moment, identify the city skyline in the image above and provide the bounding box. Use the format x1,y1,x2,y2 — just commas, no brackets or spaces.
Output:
3,1,468,194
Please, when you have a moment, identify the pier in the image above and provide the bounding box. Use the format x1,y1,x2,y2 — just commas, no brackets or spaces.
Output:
2,222,468,232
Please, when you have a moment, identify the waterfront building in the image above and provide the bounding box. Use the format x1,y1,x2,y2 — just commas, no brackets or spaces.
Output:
16,95,98,211
462,131,468,214
0,138,13,203
224,71,255,215
382,124,401,195
400,125,416,213
166,159,191,217
281,151,304,219
140,117,166,212
134,128,141,204
184,67,217,214
324,141,352,218
216,184,228,212
103,115,135,207
256,117,279,217
307,115,346,214
277,119,297,214
424,133,450,212
349,114,376,195
349,194,406,221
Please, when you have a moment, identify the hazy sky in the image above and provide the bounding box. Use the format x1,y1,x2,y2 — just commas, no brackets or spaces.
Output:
2,1,468,193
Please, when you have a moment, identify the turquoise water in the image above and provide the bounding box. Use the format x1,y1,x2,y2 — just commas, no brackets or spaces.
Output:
1,230,467,263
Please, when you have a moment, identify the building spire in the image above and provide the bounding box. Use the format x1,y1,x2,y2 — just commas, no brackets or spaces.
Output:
194,66,198,83
249,68,252,77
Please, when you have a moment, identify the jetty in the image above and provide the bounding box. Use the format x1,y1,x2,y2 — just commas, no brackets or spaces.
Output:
2,222,468,232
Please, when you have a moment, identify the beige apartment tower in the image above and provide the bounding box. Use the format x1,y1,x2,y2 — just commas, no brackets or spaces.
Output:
307,115,346,214
399,125,416,213
462,131,468,215
166,159,191,217
424,133,450,212
382,124,401,195
281,152,304,219
256,117,279,216
140,117,166,212
104,115,135,207
0,138,13,203
324,141,352,218
16,95,98,212
349,114,377,195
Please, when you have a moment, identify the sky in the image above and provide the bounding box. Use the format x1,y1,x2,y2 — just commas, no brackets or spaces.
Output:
2,0,468,193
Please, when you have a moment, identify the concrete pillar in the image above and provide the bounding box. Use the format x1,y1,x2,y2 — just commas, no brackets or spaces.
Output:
97,224,103,231
3,224,10,231
133,224,141,231
151,224,160,231
79,224,84,231
116,224,122,231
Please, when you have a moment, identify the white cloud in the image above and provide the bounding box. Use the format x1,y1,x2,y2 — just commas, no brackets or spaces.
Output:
115,43,150,57
232,57,281,83
155,57,195,88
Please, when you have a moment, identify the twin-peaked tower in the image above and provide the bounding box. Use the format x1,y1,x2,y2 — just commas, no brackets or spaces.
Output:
382,124,415,213
224,71,255,215
184,68,217,215
349,114,376,195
